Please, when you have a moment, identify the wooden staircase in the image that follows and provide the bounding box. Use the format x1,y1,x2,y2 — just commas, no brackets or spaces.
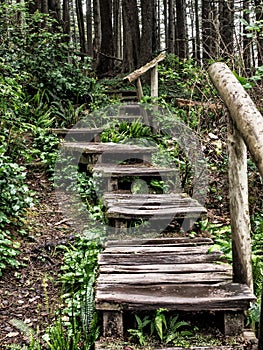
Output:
53,103,256,348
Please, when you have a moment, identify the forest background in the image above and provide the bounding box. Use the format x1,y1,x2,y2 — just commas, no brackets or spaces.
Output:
1,0,263,349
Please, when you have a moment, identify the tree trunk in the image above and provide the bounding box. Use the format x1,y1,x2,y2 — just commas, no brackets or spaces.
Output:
254,0,263,66
62,0,70,39
122,0,140,72
175,0,188,58
140,0,154,66
208,62,263,179
202,0,217,60
76,0,87,54
242,0,251,70
194,0,201,61
93,0,101,66
86,0,93,56
97,0,114,74
219,0,234,58
113,0,121,59
168,0,175,53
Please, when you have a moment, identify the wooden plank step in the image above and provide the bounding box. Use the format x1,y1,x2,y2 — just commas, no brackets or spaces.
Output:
103,193,204,207
99,250,225,265
51,128,102,142
92,163,177,177
95,283,255,311
99,262,232,274
96,271,232,285
106,237,214,246
62,142,156,165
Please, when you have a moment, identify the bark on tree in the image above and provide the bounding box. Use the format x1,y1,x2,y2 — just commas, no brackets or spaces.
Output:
202,0,217,60
254,0,263,66
93,0,101,66
97,0,114,74
62,0,70,39
208,62,263,179
219,0,234,57
242,0,251,69
140,0,154,66
86,0,93,56
76,0,87,54
168,0,175,53
175,0,188,58
122,0,140,72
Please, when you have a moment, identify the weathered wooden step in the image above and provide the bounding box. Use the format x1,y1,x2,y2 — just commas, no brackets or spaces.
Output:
103,193,206,232
95,238,256,338
62,142,156,165
51,128,102,142
91,163,177,191
96,283,254,311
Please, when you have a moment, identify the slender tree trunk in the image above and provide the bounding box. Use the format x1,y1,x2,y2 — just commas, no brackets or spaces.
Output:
113,0,121,58
62,0,70,39
97,0,114,74
243,0,251,70
122,0,140,71
194,0,201,61
140,0,154,66
93,0,101,66
219,0,234,58
175,0,188,58
76,0,87,53
86,0,92,56
168,0,175,53
164,0,168,49
254,0,263,66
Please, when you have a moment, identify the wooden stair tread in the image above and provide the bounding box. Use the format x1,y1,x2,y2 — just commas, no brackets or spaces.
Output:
62,142,156,154
106,236,214,246
51,127,103,134
104,193,206,219
92,163,176,176
95,283,255,311
95,238,255,313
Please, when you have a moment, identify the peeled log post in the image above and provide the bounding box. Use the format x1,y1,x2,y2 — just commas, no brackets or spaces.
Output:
228,117,253,291
208,62,263,179
208,62,260,292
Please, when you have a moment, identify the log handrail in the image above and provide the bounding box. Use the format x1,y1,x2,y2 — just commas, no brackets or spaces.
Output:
210,63,263,347
123,53,166,83
123,53,166,100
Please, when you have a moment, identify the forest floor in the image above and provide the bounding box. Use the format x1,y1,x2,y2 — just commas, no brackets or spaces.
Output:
0,169,76,348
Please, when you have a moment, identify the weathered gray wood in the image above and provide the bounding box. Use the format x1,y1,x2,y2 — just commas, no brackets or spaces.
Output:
51,128,102,142
63,142,156,154
97,271,232,285
100,262,232,274
107,205,206,219
136,76,143,100
93,164,177,176
63,142,156,164
106,237,213,246
151,65,158,97
208,62,263,179
124,52,166,83
103,245,213,255
228,118,253,291
99,251,224,265
95,283,255,311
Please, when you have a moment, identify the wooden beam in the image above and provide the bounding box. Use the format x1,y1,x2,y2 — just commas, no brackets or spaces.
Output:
228,118,253,291
151,65,159,97
208,62,263,179
123,52,166,83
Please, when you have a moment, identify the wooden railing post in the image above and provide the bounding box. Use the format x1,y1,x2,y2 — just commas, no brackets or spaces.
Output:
228,117,253,291
150,65,158,98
